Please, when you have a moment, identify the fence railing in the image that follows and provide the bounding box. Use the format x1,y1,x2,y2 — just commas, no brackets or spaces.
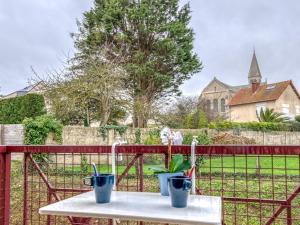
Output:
1,145,300,225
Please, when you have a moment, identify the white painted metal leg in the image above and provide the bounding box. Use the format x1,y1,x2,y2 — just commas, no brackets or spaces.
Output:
191,137,198,195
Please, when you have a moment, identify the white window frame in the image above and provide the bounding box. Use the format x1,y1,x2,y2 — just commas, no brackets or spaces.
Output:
282,104,290,115
256,103,266,114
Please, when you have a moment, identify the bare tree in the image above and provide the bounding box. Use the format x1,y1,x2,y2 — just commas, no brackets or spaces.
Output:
33,52,129,126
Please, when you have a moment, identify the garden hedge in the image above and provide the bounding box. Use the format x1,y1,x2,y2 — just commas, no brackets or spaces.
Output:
0,94,45,124
209,121,300,132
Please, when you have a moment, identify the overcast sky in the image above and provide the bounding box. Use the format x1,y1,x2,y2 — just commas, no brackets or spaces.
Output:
1,0,300,96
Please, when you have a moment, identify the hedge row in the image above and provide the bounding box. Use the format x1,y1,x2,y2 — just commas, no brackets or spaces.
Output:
0,94,45,124
209,121,300,132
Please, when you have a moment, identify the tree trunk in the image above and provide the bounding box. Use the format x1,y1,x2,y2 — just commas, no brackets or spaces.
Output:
133,96,150,128
100,106,111,126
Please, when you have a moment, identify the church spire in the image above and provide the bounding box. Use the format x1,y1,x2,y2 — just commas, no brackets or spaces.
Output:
248,50,262,84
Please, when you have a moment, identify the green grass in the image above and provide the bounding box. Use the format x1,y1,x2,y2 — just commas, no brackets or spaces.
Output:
10,158,300,225
54,155,300,177
201,155,300,176
54,164,157,176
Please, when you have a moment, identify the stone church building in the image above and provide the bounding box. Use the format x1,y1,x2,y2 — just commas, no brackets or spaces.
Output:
200,52,300,122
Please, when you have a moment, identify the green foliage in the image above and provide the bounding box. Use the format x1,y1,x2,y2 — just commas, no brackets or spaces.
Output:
287,121,300,132
23,115,63,170
208,121,300,132
23,115,63,145
182,132,211,145
0,94,45,124
99,125,128,139
184,113,194,129
257,108,289,123
182,133,194,145
75,0,201,127
134,128,141,144
80,155,89,175
197,110,208,128
295,115,300,123
144,129,161,145
197,131,212,145
149,155,191,174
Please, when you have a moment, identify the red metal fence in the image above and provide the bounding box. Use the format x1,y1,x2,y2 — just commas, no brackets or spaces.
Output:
1,145,300,224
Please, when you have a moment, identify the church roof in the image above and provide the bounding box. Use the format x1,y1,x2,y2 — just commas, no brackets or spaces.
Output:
248,51,262,79
229,80,300,106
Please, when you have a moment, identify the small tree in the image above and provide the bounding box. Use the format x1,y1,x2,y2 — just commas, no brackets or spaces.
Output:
36,54,128,126
257,108,288,123
197,109,208,128
184,113,194,129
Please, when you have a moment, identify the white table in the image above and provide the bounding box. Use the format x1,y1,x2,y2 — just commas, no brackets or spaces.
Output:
39,191,222,225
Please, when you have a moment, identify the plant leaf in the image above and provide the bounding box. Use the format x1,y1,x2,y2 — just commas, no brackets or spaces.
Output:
169,155,184,173
148,166,168,174
175,160,191,173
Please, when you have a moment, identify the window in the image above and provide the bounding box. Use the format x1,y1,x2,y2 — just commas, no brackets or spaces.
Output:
221,98,226,112
206,100,211,111
296,106,300,115
256,103,266,114
282,104,290,115
213,99,218,112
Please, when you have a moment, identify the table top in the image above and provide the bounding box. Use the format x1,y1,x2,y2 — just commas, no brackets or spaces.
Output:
39,191,222,225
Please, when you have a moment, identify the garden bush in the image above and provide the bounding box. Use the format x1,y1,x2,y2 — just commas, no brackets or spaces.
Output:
208,121,300,132
0,94,45,124
182,131,212,145
295,115,300,123
143,129,161,145
182,133,194,145
23,115,63,170
23,115,63,145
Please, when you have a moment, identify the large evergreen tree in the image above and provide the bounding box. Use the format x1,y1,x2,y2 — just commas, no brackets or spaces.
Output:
74,0,201,127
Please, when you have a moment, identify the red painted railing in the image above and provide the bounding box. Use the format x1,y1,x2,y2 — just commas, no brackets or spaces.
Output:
1,145,300,224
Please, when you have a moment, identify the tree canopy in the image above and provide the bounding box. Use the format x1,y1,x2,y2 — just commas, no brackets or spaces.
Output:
74,0,201,127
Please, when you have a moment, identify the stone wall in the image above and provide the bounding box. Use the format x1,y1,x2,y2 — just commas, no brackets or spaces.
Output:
61,127,300,145
0,124,24,145
2,124,300,146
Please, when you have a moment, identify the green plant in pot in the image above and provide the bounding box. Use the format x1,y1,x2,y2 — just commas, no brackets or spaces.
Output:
149,155,191,196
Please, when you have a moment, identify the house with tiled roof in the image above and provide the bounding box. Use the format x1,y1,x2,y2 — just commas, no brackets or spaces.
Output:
1,82,44,100
229,80,300,121
200,51,300,121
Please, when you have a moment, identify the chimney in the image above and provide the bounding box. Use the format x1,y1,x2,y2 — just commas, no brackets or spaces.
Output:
251,80,260,93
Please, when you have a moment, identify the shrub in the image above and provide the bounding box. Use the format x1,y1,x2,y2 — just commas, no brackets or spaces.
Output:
209,121,299,132
197,131,212,145
143,129,161,145
98,125,128,139
23,115,63,170
197,110,208,128
23,115,63,145
295,116,300,123
182,133,194,145
182,131,211,145
183,113,194,129
0,94,45,124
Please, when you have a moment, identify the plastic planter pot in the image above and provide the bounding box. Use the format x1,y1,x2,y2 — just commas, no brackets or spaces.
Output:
158,172,184,196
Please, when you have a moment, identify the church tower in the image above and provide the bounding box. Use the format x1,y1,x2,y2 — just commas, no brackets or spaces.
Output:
248,51,262,84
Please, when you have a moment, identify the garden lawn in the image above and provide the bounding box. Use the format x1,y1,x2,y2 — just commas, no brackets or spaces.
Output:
61,155,300,177
201,155,300,176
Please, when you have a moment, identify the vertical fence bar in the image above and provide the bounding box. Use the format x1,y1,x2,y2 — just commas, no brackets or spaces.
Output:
4,152,11,225
139,154,144,192
23,153,29,225
0,147,11,225
287,203,292,225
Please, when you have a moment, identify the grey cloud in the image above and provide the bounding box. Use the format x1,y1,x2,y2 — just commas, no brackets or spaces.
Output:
0,0,299,96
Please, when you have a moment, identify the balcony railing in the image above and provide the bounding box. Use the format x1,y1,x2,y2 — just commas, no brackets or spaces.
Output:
1,145,300,225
